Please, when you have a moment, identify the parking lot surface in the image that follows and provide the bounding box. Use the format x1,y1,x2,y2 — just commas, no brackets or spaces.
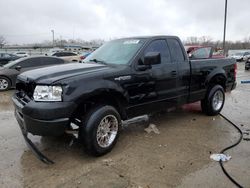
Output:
0,63,249,188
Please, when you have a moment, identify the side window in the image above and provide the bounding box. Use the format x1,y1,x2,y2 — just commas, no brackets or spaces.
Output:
192,47,212,59
144,40,171,63
167,39,185,62
41,57,64,65
18,58,42,68
53,52,63,57
68,52,76,56
3,54,11,58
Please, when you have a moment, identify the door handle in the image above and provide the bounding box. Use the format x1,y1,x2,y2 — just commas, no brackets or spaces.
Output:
171,71,177,77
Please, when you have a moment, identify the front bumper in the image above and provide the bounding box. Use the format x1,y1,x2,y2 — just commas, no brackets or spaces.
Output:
15,109,54,164
12,95,76,136
12,94,76,164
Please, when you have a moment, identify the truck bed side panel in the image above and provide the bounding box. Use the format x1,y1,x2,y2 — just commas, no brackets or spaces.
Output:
189,58,236,103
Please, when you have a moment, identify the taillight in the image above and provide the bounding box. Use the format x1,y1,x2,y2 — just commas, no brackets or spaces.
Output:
234,63,237,79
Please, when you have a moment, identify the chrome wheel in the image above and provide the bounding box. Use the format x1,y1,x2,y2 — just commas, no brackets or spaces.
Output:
96,115,118,148
212,90,224,111
0,78,9,91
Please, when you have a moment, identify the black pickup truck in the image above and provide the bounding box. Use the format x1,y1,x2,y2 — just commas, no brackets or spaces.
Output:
12,36,236,162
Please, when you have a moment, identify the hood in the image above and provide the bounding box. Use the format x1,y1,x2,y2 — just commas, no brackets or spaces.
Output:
18,63,109,84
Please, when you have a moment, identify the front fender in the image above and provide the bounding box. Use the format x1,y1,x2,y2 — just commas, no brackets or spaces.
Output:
63,78,129,103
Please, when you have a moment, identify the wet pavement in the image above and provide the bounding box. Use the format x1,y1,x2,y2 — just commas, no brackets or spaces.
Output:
0,63,249,188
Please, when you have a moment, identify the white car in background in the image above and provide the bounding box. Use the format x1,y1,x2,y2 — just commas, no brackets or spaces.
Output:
231,52,244,61
51,51,81,62
231,51,250,62
14,52,29,57
243,51,250,61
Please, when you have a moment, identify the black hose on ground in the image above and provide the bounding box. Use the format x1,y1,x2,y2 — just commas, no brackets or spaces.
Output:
219,113,244,188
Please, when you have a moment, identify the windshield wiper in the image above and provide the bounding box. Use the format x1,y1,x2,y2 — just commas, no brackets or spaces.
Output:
89,58,108,65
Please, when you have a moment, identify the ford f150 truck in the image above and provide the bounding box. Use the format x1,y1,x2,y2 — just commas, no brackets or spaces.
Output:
12,36,237,163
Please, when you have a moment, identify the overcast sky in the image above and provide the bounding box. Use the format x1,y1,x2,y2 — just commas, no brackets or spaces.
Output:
0,0,249,44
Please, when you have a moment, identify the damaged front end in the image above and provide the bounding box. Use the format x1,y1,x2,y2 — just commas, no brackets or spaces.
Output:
14,108,54,164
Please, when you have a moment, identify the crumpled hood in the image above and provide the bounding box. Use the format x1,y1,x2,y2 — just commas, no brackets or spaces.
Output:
18,63,109,84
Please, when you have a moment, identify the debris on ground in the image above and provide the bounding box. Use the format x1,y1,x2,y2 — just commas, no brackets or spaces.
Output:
210,154,231,162
102,159,115,166
144,124,160,134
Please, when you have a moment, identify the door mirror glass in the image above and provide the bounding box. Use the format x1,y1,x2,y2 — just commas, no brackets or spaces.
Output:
144,52,161,65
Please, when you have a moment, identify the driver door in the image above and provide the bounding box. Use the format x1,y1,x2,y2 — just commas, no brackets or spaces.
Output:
126,39,178,117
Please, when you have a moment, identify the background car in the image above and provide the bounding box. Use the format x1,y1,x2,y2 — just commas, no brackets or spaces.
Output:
230,52,250,62
0,53,20,66
51,51,81,62
185,45,224,59
0,56,66,91
79,51,91,61
245,59,250,70
243,51,250,61
14,51,29,57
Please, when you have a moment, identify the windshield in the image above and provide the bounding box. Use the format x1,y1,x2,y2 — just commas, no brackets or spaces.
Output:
84,39,145,65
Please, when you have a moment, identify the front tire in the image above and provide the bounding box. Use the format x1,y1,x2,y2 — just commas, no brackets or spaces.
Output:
80,105,121,156
201,85,225,116
0,77,11,91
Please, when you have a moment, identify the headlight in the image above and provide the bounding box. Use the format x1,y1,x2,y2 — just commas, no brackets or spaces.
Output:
33,85,63,102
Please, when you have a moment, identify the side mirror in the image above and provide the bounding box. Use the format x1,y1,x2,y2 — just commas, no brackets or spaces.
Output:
188,53,193,58
15,65,22,71
144,52,161,65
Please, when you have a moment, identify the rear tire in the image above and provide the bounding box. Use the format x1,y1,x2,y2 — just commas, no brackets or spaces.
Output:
201,85,225,116
0,76,11,91
80,105,121,156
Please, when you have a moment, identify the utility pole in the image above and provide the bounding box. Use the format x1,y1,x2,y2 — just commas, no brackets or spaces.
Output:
51,29,55,47
60,35,63,48
223,0,228,55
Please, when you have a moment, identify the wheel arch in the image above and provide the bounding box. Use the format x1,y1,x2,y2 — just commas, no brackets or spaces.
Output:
73,90,129,120
0,75,12,87
205,72,227,90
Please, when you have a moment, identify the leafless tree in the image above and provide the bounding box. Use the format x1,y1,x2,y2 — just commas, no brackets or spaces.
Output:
185,36,199,45
199,36,213,45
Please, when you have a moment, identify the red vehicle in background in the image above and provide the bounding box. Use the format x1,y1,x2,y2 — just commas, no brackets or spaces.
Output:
185,45,224,59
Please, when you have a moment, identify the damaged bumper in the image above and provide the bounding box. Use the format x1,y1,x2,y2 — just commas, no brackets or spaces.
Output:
14,109,54,164
12,94,76,164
